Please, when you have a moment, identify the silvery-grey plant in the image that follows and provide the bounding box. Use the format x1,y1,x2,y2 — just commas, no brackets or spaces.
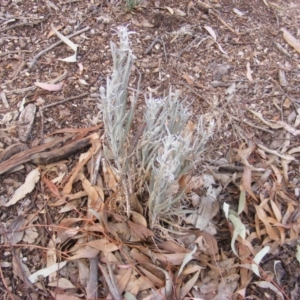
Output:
98,26,214,229
98,26,138,216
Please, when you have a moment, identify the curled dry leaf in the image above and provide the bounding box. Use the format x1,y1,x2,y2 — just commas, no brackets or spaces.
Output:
164,6,174,14
35,81,64,91
281,28,300,54
182,73,194,85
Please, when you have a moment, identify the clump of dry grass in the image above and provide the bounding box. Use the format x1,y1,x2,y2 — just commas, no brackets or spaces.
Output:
98,26,214,230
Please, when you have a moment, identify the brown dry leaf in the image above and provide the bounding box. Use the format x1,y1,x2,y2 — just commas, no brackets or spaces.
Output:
132,16,154,28
78,172,103,212
139,266,164,287
99,263,122,300
102,159,118,191
3,216,25,244
270,164,282,186
117,267,132,294
164,6,174,14
188,175,204,190
35,81,64,91
196,232,218,255
140,16,154,27
131,248,152,263
158,240,190,253
214,274,239,300
182,73,194,85
130,211,147,227
180,270,200,299
49,291,82,300
85,239,118,253
125,275,153,292
47,236,57,283
237,143,266,171
270,200,282,222
23,226,38,244
127,220,154,240
47,25,64,38
62,133,100,195
109,222,131,241
48,277,76,289
42,175,61,198
12,250,33,288
183,120,196,138
68,246,99,260
240,166,258,201
255,205,280,242
155,252,189,265
283,97,291,109
179,174,191,192
282,28,300,54
56,217,82,243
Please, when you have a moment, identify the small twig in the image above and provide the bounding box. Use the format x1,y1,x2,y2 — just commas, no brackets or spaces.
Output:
29,26,90,68
98,263,122,300
0,16,49,33
0,50,32,57
4,70,68,95
3,86,36,95
180,83,213,108
59,0,81,3
231,115,274,134
41,92,89,110
144,35,161,54
209,10,237,34
257,143,295,161
0,262,15,300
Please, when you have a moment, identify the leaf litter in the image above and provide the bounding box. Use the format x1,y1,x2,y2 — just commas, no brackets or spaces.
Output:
1,1,300,299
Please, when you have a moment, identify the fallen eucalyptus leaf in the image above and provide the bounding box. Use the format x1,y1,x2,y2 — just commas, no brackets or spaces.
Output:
5,168,40,207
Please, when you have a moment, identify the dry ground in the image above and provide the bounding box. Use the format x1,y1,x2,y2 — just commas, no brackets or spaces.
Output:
0,0,300,299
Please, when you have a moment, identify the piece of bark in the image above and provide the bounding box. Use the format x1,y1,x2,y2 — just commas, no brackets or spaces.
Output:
18,104,36,142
